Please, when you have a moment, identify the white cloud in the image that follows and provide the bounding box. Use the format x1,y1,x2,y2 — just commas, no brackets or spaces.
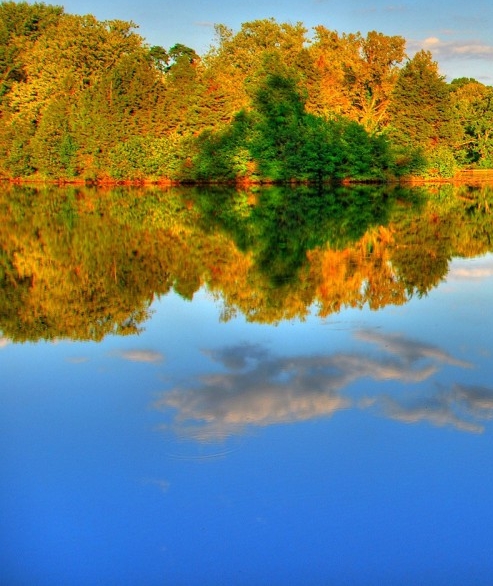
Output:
115,349,164,363
155,331,472,438
451,267,493,279
194,21,215,28
355,329,471,368
377,383,493,433
448,258,493,281
408,37,493,61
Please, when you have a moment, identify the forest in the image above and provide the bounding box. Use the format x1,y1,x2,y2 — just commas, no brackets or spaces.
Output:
0,1,492,183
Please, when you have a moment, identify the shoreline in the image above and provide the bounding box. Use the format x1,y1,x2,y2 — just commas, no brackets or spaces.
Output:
2,169,493,188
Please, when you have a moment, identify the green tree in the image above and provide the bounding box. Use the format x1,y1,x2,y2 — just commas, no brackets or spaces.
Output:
30,95,78,178
0,10,153,179
249,71,306,180
0,1,63,102
158,44,204,135
450,79,493,167
203,19,308,121
388,50,460,176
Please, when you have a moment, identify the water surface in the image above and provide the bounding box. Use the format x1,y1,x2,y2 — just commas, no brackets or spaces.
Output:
1,183,493,585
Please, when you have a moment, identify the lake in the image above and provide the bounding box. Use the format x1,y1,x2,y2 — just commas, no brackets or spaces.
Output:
2,182,493,585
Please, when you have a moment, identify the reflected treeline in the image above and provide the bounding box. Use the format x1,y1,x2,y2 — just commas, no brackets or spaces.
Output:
192,184,399,286
1,182,493,341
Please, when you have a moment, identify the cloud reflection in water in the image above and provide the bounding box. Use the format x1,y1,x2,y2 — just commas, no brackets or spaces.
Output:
448,257,493,281
155,332,493,438
114,349,164,363
380,384,493,433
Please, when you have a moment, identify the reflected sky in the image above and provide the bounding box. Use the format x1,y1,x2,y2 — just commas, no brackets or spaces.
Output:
112,349,165,363
447,255,493,281
380,383,493,433
155,328,493,439
2,252,493,582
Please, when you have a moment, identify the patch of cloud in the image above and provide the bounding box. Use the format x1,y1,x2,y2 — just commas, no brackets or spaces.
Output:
447,259,493,281
155,331,471,438
114,349,164,363
355,329,472,369
376,383,493,433
408,37,493,61
204,343,267,371
158,364,351,439
0,337,9,349
454,384,493,416
451,267,493,279
194,21,215,28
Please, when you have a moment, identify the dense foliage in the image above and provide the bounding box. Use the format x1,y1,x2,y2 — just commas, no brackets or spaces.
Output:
0,2,492,182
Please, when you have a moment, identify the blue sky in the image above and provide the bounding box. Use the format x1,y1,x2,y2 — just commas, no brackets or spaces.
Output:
58,0,493,82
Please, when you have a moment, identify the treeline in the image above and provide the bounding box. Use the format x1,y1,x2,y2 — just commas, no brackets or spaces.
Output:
0,2,492,183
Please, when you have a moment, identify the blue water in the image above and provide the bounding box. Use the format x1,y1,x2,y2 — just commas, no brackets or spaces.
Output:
2,252,493,585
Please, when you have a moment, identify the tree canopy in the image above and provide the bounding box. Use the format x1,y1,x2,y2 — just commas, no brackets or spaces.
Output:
0,2,492,183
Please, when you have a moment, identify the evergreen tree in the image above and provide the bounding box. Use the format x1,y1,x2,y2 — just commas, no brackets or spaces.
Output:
388,50,459,150
388,50,460,176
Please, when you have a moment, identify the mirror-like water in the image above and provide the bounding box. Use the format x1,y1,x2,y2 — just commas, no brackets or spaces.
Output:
2,183,493,585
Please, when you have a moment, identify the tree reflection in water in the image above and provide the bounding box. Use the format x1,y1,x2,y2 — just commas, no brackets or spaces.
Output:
1,182,492,341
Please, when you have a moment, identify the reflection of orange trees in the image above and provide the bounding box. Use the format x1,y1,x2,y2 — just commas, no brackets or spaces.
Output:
451,184,493,257
206,185,493,322
1,184,493,339
0,189,158,340
0,186,244,340
209,263,316,324
389,185,493,295
209,226,407,324
310,226,407,317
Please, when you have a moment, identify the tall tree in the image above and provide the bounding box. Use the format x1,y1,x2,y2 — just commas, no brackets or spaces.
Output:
345,31,406,132
204,19,308,121
306,26,359,119
387,50,460,176
0,1,63,102
388,50,458,149
450,79,493,167
159,44,204,135
307,28,405,132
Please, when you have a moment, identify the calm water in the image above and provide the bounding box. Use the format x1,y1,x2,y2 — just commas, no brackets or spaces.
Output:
1,183,493,585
